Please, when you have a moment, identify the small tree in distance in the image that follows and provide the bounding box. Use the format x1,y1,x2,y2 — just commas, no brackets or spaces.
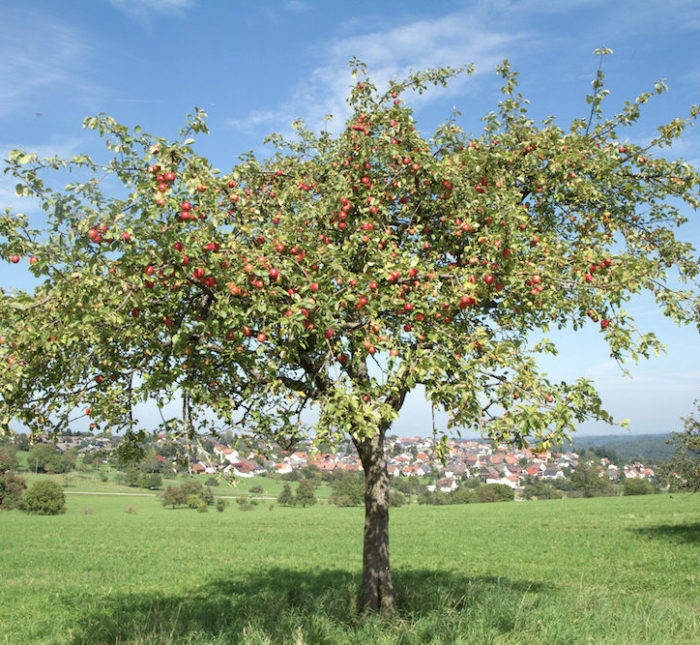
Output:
277,483,295,506
294,479,317,507
160,485,187,509
667,402,700,491
1,52,699,612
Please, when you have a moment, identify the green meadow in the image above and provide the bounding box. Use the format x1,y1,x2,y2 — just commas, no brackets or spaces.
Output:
1,492,698,644
15,470,332,500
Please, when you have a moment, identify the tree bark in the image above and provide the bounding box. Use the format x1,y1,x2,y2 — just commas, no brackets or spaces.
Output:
354,430,396,614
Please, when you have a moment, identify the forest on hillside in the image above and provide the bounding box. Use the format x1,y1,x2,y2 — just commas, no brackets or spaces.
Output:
559,434,675,465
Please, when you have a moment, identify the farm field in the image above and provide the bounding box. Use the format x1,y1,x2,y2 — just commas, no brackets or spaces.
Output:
1,493,698,644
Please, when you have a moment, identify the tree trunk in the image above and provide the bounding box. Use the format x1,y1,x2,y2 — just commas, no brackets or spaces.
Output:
354,430,396,614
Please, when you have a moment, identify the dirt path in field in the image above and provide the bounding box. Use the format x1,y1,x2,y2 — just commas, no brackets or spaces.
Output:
64,491,157,496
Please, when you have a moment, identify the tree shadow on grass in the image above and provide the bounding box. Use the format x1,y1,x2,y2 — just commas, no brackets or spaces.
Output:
67,569,549,644
631,522,700,544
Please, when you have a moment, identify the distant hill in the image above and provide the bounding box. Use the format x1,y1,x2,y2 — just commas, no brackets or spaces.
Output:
558,433,675,465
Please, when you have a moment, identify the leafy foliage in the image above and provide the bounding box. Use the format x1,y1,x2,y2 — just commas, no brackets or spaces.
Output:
477,483,515,503
623,478,654,495
330,471,364,507
569,462,615,497
27,443,67,474
1,57,698,454
388,489,405,507
160,485,187,508
294,479,317,507
0,443,18,473
666,402,700,491
0,471,27,509
21,479,66,515
522,479,563,500
567,434,675,464
137,472,162,490
277,483,295,506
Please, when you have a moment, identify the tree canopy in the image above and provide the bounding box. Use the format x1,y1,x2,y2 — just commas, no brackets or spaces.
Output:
667,401,700,491
1,54,699,611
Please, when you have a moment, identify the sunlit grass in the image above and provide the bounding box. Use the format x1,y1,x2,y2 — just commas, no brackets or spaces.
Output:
15,467,333,500
1,493,698,643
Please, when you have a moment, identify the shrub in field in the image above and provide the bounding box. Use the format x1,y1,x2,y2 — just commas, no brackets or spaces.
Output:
450,486,477,504
392,477,425,497
329,494,353,507
522,479,563,500
137,472,162,490
206,477,220,487
249,485,264,494
388,490,405,507
235,497,255,511
215,498,229,512
181,480,214,505
477,484,515,503
22,480,66,515
0,472,27,510
418,490,449,505
623,478,654,495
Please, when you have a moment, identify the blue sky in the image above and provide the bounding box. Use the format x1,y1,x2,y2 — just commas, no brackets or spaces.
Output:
1,0,699,438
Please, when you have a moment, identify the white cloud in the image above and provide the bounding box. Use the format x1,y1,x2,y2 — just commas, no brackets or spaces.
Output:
226,7,528,137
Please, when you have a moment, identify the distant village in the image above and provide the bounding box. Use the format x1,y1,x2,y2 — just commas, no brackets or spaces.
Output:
43,431,660,492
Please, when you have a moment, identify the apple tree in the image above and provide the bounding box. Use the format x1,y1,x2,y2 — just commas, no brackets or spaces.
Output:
1,55,700,612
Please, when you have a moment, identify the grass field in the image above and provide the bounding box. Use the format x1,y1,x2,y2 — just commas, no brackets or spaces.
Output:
15,468,333,500
1,492,698,644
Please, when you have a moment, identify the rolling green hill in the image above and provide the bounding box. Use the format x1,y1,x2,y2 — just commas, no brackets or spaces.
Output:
559,433,675,464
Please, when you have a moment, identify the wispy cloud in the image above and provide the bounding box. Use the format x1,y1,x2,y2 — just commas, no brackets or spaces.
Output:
226,7,528,137
0,9,89,119
108,0,194,18
283,0,310,12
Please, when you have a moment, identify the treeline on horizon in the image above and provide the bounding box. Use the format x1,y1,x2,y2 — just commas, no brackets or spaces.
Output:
557,434,674,465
